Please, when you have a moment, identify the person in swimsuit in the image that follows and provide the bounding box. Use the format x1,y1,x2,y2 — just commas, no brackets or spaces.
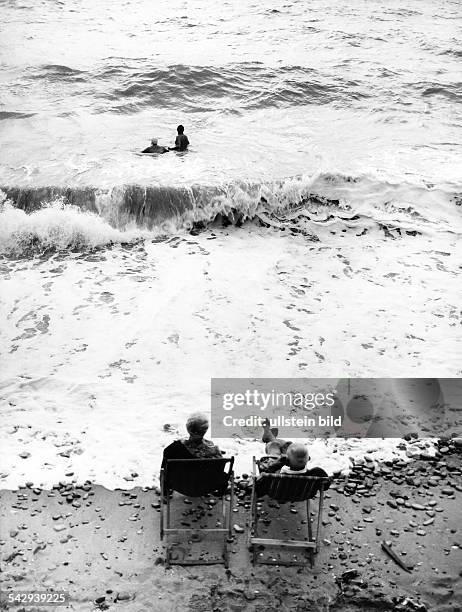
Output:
169,124,189,151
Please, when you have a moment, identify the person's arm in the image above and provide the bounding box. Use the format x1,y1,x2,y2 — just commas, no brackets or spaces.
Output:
258,454,286,473
211,444,223,458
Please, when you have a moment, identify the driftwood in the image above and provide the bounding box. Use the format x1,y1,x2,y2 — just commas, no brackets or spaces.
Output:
381,540,412,573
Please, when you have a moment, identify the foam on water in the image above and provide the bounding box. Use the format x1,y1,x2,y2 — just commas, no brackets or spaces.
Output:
0,197,146,257
0,222,459,489
1,171,461,257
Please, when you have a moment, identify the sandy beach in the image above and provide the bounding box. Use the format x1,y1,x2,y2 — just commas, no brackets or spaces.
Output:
1,440,461,612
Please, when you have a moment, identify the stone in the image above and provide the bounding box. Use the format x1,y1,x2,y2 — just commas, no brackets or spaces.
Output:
416,529,426,536
411,503,425,511
59,535,72,544
19,452,31,459
233,524,244,533
341,569,360,581
53,524,66,532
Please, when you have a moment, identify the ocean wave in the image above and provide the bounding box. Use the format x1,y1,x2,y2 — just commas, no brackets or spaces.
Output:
0,111,36,121
0,195,146,257
25,62,371,111
1,173,461,256
29,64,85,79
420,82,462,102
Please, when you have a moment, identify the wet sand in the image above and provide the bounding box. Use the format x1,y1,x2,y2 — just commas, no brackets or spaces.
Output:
1,440,461,612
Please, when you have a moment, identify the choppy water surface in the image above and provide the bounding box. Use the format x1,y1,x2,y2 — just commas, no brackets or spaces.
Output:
0,0,461,188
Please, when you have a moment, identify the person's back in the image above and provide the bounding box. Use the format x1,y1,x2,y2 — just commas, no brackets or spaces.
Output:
173,124,189,151
174,133,189,151
141,137,168,154
280,443,309,474
161,412,221,469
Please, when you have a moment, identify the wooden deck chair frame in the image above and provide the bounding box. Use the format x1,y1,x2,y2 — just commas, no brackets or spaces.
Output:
160,457,234,568
248,457,329,567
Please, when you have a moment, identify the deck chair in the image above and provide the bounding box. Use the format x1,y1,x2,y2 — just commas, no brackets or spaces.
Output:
248,457,330,566
160,457,234,568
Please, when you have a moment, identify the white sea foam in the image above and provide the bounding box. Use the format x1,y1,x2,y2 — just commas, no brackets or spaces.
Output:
1,171,461,259
0,196,146,256
0,224,457,490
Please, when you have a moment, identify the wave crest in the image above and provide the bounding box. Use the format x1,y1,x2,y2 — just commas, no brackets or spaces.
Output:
1,172,461,256
26,62,369,112
0,195,145,257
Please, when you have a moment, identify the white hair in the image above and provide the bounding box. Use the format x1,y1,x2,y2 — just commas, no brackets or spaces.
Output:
186,412,209,436
287,443,309,462
151,137,158,145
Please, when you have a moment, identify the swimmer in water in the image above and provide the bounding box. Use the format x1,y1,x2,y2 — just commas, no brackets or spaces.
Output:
169,125,189,151
141,138,168,154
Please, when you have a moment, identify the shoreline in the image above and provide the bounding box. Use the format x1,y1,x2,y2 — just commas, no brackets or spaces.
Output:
1,442,461,612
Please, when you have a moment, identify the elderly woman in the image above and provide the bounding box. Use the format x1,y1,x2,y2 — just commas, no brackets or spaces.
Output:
161,412,222,467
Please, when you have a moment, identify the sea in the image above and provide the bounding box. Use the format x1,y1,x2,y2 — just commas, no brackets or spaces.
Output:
0,0,461,488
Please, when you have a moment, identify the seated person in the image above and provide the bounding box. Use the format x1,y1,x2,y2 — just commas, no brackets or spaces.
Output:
258,418,292,473
280,443,311,474
258,420,329,484
141,137,168,154
170,124,189,151
162,412,222,468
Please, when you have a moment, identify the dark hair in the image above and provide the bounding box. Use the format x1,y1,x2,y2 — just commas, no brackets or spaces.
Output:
177,125,184,134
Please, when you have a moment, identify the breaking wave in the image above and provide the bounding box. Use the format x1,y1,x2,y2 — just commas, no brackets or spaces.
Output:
1,172,461,257
0,197,147,257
